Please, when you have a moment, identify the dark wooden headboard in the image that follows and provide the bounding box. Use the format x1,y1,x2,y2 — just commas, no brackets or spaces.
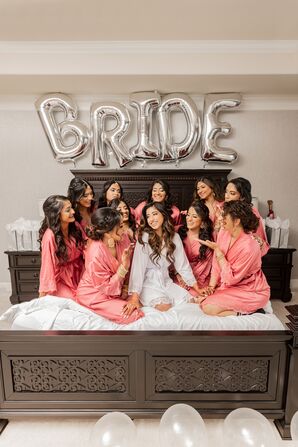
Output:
71,169,231,210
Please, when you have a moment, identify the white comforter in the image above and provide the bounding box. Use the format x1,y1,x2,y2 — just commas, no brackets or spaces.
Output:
0,296,284,331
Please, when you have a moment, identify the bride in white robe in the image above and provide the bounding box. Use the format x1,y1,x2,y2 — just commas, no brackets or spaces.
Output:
128,202,202,311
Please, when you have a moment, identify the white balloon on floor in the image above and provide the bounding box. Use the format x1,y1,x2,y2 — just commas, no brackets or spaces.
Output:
291,410,298,441
159,403,208,447
89,412,136,447
223,407,278,447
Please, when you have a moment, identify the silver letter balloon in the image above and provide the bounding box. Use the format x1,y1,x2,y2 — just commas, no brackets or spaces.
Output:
129,91,161,159
90,102,132,167
157,93,201,162
201,93,241,163
35,93,90,162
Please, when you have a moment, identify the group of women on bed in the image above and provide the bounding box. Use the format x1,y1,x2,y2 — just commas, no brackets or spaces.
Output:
38,175,270,324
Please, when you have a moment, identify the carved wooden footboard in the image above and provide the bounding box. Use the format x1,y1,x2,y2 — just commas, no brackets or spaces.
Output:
0,327,297,439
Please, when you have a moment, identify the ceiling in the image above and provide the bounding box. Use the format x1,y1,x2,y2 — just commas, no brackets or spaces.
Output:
1,0,298,41
0,0,297,96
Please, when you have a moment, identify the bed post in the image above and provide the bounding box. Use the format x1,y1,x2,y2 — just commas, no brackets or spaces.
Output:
275,305,298,439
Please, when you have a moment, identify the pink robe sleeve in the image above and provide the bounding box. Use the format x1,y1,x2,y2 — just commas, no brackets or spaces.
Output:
39,230,59,294
134,201,146,225
219,240,260,287
88,255,124,297
252,207,270,256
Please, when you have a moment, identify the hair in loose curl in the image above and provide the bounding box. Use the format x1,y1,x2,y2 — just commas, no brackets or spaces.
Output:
138,201,175,265
193,176,223,202
108,198,136,234
223,200,259,233
226,177,252,205
67,177,95,222
97,180,123,208
179,201,213,260
86,207,122,241
39,195,84,262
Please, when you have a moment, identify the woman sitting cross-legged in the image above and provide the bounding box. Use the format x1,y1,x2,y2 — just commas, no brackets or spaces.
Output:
39,195,85,299
128,202,202,311
75,207,144,324
178,201,213,288
198,200,270,317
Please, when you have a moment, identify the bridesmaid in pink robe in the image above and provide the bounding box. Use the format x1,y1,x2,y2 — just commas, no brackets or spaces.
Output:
39,195,85,299
198,200,270,316
224,177,269,255
178,201,213,288
134,179,181,229
76,207,144,324
68,177,95,236
193,177,224,238
97,179,135,219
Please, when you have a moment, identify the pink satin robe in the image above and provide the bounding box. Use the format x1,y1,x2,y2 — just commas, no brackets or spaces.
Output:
134,200,182,228
183,235,213,287
217,204,269,255
75,236,144,324
202,230,270,314
39,228,84,298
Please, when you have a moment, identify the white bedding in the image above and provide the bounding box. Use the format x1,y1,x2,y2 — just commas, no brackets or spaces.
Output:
0,296,284,331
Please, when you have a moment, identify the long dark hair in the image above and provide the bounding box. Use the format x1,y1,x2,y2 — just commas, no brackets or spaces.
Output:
67,177,95,222
138,201,175,265
109,198,136,234
226,177,252,205
179,201,213,260
193,176,222,202
223,200,259,233
145,179,173,216
97,180,123,208
39,195,84,262
86,207,122,241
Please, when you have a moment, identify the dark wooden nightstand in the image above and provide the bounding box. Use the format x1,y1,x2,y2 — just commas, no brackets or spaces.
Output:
262,247,296,302
5,251,41,304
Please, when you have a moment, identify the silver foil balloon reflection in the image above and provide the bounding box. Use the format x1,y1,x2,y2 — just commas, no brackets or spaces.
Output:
157,93,201,161
90,102,132,168
35,93,90,161
130,91,161,159
201,93,241,163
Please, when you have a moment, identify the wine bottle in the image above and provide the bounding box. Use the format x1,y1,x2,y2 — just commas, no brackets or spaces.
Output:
267,200,275,219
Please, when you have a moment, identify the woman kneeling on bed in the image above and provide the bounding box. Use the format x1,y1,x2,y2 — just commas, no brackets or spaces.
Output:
198,201,270,317
39,195,85,298
75,207,144,324
128,202,202,311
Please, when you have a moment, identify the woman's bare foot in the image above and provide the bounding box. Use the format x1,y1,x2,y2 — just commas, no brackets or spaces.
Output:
155,303,172,312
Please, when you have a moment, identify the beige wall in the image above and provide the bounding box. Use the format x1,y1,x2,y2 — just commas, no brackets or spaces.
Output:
0,99,297,284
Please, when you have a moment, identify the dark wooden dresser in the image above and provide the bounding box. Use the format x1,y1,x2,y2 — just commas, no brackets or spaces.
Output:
5,247,296,304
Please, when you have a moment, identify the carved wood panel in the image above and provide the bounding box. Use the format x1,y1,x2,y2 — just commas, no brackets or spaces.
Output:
154,358,269,393
11,357,128,393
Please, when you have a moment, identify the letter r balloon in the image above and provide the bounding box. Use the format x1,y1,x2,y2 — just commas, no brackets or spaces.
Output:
90,102,132,167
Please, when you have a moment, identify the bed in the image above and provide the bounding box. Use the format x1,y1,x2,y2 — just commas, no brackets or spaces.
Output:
0,168,297,440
